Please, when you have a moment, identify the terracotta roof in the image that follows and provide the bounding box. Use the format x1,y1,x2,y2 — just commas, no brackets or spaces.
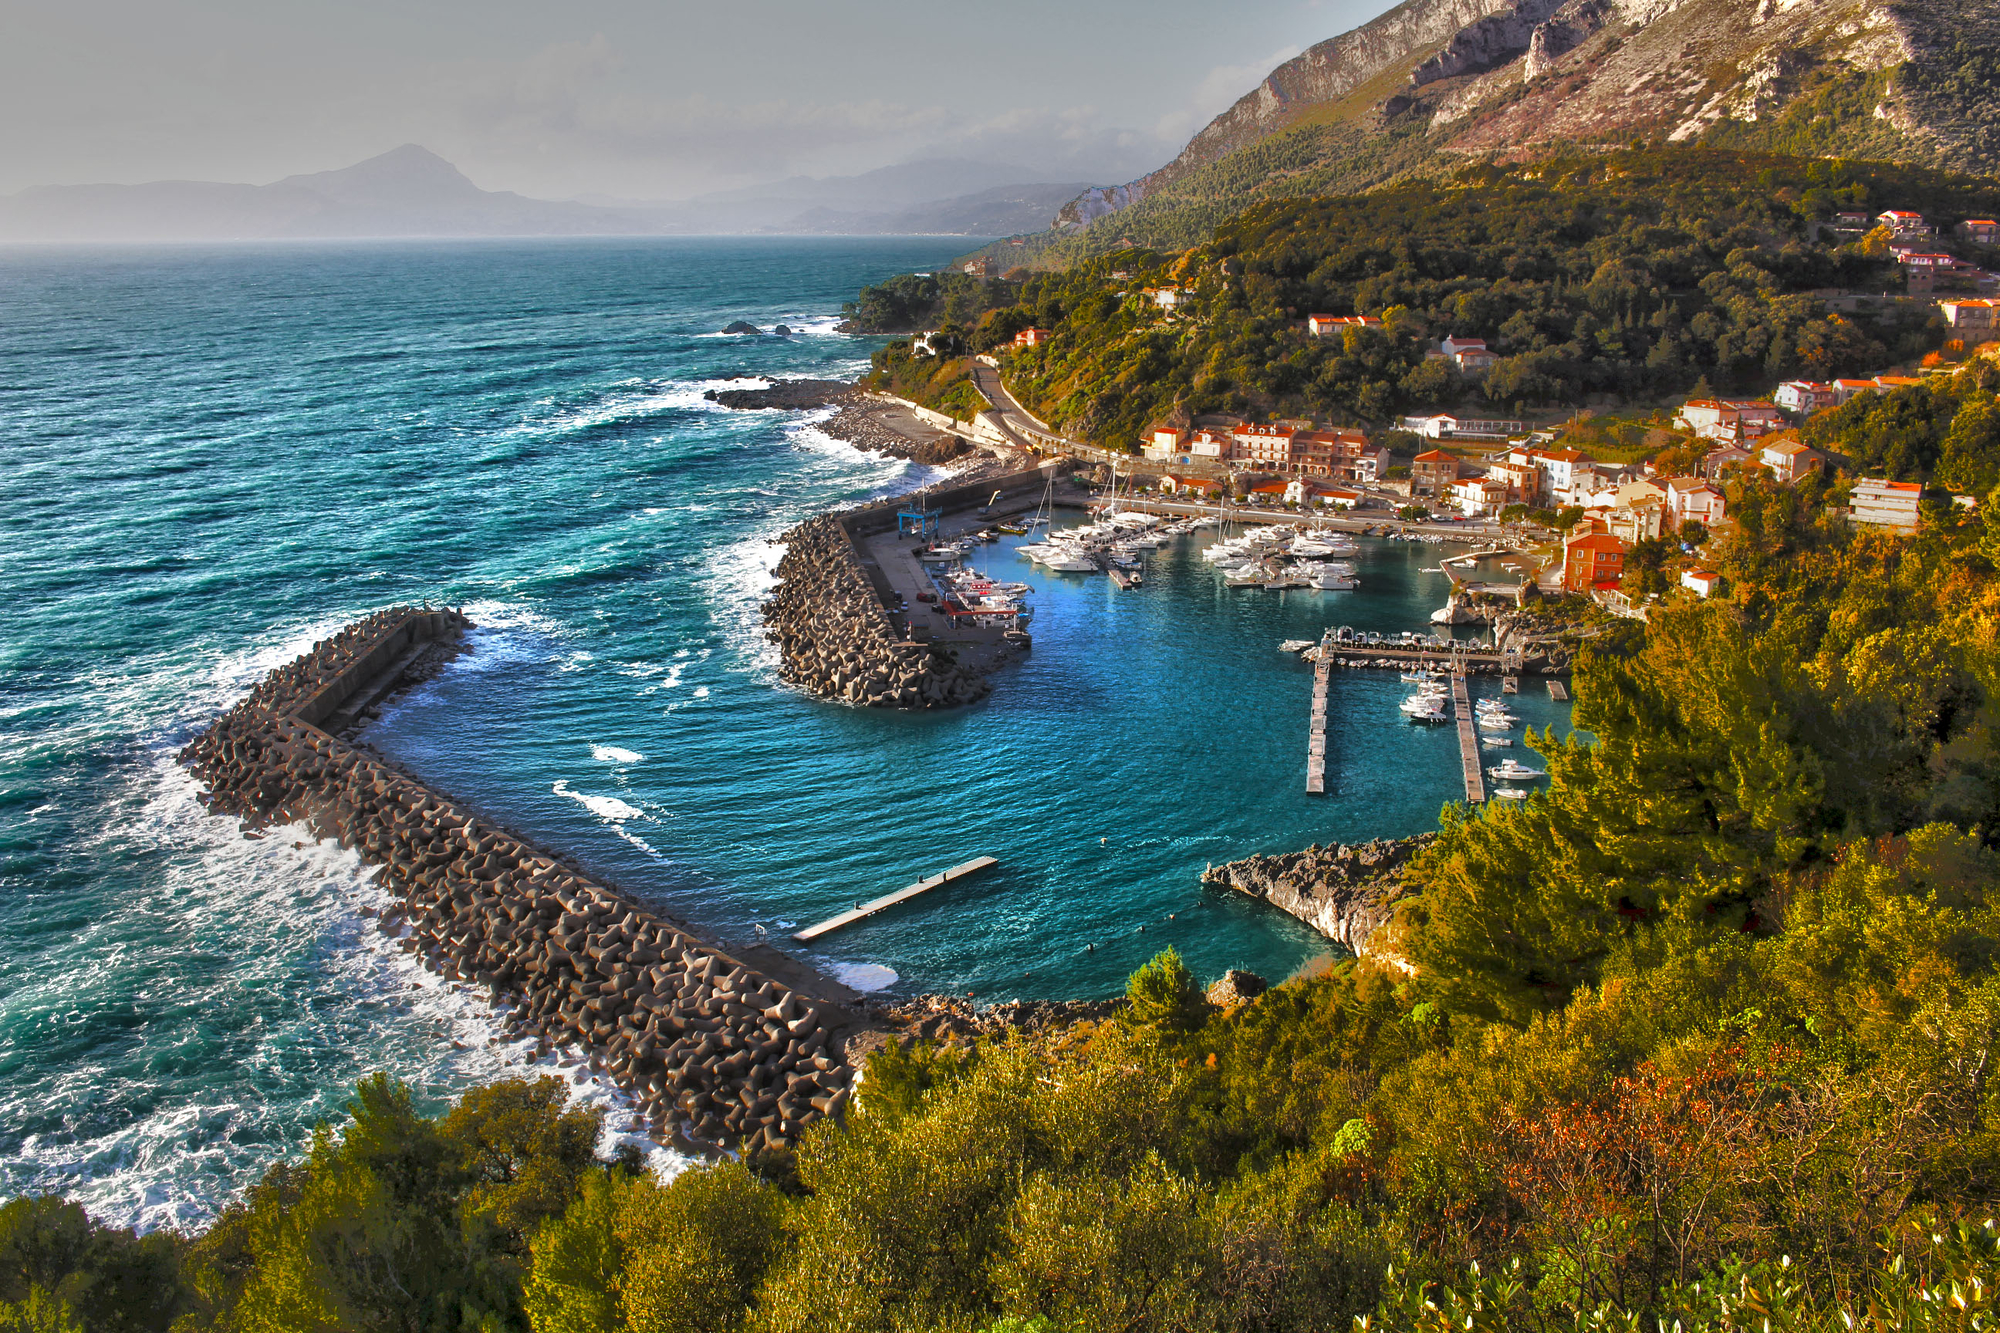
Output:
1413,449,1453,462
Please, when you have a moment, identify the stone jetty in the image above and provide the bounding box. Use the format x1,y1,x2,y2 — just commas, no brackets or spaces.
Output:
763,514,991,709
1202,834,1435,964
179,606,861,1155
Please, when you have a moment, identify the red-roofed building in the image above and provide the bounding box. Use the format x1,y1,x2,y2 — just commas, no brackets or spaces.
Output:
1959,219,1999,245
1879,210,1928,235
1760,437,1824,484
1563,531,1628,593
1774,381,1837,416
1681,568,1721,598
1412,448,1459,495
1307,314,1381,336
1014,326,1051,348
1940,298,1999,336
1832,378,1878,405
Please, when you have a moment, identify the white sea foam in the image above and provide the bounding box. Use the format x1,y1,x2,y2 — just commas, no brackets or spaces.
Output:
503,377,763,438
831,963,899,992
552,779,644,823
591,744,643,765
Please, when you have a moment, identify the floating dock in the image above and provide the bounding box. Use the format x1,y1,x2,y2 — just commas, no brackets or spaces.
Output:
1453,673,1486,804
1548,680,1570,701
1307,641,1331,794
792,857,998,942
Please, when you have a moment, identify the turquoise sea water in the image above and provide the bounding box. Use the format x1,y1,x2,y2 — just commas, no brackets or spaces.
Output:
0,237,1568,1229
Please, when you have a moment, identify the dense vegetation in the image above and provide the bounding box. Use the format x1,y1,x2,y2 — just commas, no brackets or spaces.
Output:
14,382,2000,1329
846,148,2000,451
1802,356,2000,490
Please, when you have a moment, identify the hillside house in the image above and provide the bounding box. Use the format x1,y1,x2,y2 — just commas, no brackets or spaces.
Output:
1761,438,1824,484
962,257,992,277
1879,210,1929,236
1412,449,1459,495
1563,531,1629,593
1960,219,2000,245
1681,568,1720,598
1515,447,1594,504
1665,476,1726,527
1939,298,1999,336
1832,212,1873,233
1307,314,1381,336
1013,326,1050,348
1850,477,1923,532
1832,378,1879,404
1675,398,1787,441
1146,287,1186,309
1699,445,1754,480
1774,381,1837,416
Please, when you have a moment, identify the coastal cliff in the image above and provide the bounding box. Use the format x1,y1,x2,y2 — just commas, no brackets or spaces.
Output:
1203,834,1433,964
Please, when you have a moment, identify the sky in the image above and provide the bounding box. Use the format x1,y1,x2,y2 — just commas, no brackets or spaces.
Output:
1,0,1401,200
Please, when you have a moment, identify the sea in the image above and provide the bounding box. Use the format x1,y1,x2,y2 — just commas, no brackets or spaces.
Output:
0,236,1570,1230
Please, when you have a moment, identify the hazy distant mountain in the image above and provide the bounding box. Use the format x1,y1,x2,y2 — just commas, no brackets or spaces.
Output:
780,182,1093,236
0,145,1094,242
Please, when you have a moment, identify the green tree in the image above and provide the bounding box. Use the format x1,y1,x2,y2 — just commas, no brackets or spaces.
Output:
1124,949,1212,1034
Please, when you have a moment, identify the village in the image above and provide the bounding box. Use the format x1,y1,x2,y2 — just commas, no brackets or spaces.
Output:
1004,204,1991,615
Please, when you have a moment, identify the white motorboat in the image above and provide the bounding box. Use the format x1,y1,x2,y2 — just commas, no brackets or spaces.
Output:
1482,737,1513,748
1406,705,1451,724
1493,786,1530,799
1478,715,1515,730
1487,760,1546,781
1280,639,1316,653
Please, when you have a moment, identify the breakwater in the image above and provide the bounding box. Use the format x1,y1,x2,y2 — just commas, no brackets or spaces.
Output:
764,515,993,708
762,462,1065,709
1202,835,1433,964
178,606,860,1154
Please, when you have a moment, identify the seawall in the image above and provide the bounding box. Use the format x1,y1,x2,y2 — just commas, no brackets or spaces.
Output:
179,606,862,1155
761,461,1067,709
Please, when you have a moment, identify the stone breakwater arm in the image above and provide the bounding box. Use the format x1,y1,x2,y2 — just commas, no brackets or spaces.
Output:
762,514,991,710
1201,835,1434,968
178,606,859,1155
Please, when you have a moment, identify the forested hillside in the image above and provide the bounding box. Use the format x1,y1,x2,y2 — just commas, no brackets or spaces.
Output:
850,148,1992,450
12,403,2000,1326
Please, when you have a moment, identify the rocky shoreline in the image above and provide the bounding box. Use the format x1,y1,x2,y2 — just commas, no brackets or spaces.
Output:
179,607,864,1156
707,378,974,468
762,514,993,709
1202,834,1434,963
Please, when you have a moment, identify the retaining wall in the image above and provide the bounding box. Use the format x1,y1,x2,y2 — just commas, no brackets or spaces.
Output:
180,607,856,1154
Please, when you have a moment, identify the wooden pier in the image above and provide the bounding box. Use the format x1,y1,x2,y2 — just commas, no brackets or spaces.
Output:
792,857,997,942
1452,673,1486,804
1548,680,1570,701
1306,643,1331,794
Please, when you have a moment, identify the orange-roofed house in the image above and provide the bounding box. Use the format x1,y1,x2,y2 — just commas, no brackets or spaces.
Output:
1412,448,1459,495
1940,299,1999,337
1160,474,1220,496
1850,477,1923,532
1014,326,1051,348
1681,568,1721,598
1959,219,1999,245
1774,381,1837,416
1307,314,1381,336
1142,423,1188,460
1832,378,1878,405
1563,531,1628,593
1879,210,1928,234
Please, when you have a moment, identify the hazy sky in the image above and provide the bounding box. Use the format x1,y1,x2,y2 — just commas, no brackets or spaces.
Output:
1,0,1398,199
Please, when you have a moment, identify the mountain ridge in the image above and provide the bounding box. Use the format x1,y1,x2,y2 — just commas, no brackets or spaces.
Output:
1029,0,2000,261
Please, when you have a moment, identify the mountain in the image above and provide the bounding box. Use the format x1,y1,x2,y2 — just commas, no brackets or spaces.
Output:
0,145,646,242
0,146,1086,243
779,183,1093,236
1030,0,2000,258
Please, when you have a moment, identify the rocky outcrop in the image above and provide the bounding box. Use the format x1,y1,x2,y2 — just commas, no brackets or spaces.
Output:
704,379,855,411
1203,835,1434,961
179,607,861,1155
762,516,991,709
721,321,762,335
1206,970,1269,1006
874,994,1128,1048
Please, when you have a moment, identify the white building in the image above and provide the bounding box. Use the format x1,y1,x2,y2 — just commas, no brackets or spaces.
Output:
1401,413,1526,440
1849,478,1922,532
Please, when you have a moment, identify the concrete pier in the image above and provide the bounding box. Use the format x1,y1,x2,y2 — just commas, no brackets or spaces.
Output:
793,857,999,942
1307,642,1331,795
1452,673,1486,804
